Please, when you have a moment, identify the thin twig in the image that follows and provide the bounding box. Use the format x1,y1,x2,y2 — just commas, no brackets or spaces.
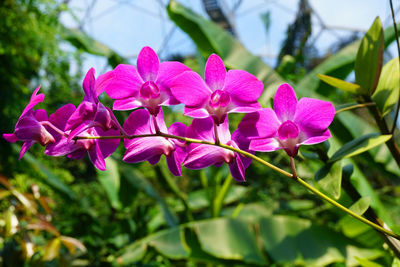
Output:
335,102,376,114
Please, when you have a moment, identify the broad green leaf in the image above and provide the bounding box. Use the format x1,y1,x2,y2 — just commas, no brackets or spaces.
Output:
329,133,392,162
349,197,371,216
96,158,121,210
372,57,400,116
167,0,283,103
117,242,147,265
354,257,384,267
259,216,383,266
212,174,233,217
315,161,343,199
149,227,190,259
13,145,76,200
354,17,384,94
193,218,266,264
120,165,179,227
317,74,363,94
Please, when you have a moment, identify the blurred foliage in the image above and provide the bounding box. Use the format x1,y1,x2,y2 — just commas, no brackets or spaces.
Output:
1,0,400,266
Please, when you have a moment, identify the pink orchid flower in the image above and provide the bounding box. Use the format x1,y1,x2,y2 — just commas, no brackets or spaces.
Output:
66,68,118,141
3,86,55,159
183,117,252,181
122,108,187,176
170,54,263,125
238,83,335,157
98,46,190,116
45,104,120,171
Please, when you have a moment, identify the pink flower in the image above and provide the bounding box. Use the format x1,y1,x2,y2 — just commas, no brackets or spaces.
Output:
3,86,55,159
170,54,263,125
183,117,252,181
45,104,120,171
66,68,118,141
122,108,187,176
98,46,190,116
238,83,335,157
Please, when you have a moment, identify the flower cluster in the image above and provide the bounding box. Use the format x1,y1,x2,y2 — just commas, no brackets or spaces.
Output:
3,46,335,181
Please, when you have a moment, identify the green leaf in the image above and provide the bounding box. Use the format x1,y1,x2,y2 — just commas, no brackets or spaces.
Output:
355,17,384,94
13,145,76,200
43,238,61,261
317,74,363,94
259,216,383,266
149,227,190,259
96,158,121,210
349,197,371,216
329,133,392,162
315,161,343,199
372,57,400,116
120,165,179,227
167,0,283,103
117,242,147,264
354,257,384,267
193,218,266,264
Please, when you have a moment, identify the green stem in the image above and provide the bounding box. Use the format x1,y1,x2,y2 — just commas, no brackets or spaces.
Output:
74,132,400,240
389,0,400,134
335,102,376,115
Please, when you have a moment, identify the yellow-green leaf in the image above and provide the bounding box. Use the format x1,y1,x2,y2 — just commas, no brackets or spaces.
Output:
329,133,392,162
317,74,363,94
355,17,384,94
372,57,400,116
43,238,61,261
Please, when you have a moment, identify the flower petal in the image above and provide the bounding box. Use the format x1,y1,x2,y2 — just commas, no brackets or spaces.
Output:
49,104,76,131
274,83,298,122
137,46,159,81
3,133,18,143
227,101,261,114
123,137,170,163
215,118,231,144
186,117,214,142
166,153,182,176
229,155,246,182
45,137,79,156
294,98,335,134
67,149,86,160
238,108,280,139
65,101,96,131
301,130,331,145
184,145,228,169
249,138,281,152
123,109,151,136
113,97,142,111
102,64,143,99
82,68,96,102
19,141,34,160
184,107,210,119
224,70,263,103
171,71,212,107
205,54,226,91
89,142,106,171
21,86,44,118
152,108,168,133
96,128,121,158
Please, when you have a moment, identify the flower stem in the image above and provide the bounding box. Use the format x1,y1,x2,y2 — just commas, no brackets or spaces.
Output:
289,157,298,179
74,131,400,240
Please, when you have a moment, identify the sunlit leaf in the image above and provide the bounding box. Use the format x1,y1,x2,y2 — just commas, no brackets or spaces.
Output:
329,133,392,162
372,57,400,116
355,17,384,94
349,197,371,216
317,74,363,94
149,227,190,259
315,161,343,199
60,236,87,255
43,238,61,261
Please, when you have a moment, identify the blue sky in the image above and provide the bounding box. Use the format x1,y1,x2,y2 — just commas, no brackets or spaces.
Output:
60,0,398,73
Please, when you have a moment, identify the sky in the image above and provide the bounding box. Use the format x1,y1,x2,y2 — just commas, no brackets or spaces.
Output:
60,0,399,73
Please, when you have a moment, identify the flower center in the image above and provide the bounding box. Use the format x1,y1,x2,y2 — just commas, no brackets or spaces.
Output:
278,120,299,140
277,121,300,157
140,81,160,99
209,90,230,108
79,128,96,150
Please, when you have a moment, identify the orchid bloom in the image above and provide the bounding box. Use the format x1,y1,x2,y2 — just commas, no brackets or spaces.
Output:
45,104,120,171
170,54,263,125
183,117,252,181
3,86,55,159
98,46,190,116
238,83,335,157
123,108,187,176
66,68,119,141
